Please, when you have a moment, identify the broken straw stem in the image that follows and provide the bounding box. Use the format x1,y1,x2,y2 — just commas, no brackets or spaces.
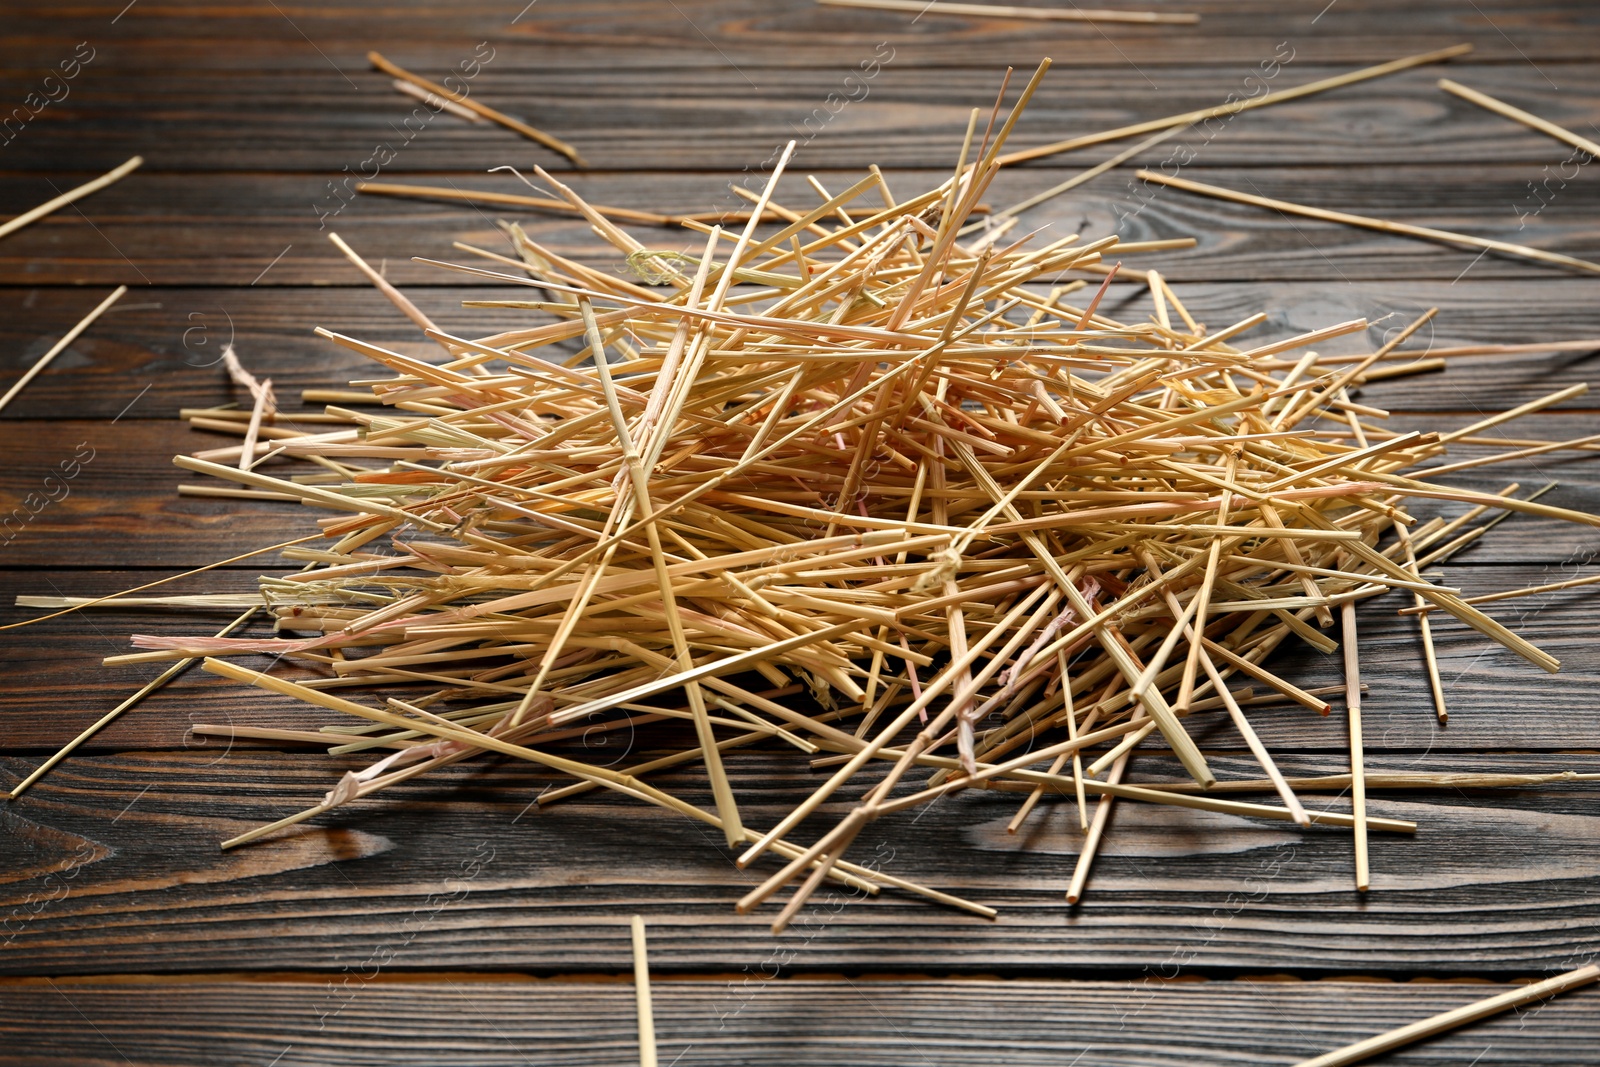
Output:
0,156,143,242
1291,964,1600,1067
0,286,127,416
367,51,586,167
630,915,657,1067
1138,169,1600,275
998,46,1472,165
816,0,1198,24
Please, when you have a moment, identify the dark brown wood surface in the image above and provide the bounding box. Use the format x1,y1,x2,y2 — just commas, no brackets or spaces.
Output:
6,976,1600,1066
4,2,1600,1064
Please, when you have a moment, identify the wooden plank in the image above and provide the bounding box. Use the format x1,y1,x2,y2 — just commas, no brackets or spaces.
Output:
1090,165,1600,284
3,975,1600,1066
0,419,322,566
0,287,445,418
2,163,1598,287
3,749,1600,974
2,282,1599,417
4,415,1599,565
0,0,1595,1024
1,0,1595,74
3,560,1600,754
4,62,1600,174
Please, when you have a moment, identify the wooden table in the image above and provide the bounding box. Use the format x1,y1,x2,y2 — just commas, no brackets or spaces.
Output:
4,2,1600,1063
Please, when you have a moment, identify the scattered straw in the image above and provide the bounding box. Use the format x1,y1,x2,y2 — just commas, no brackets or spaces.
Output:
8,60,1600,938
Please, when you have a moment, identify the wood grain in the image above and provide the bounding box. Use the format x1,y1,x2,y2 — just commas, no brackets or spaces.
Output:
3,749,1600,975
3,561,1600,754
3,414,1599,566
2,163,1597,289
6,62,1600,173
1,1,1596,72
1,283,1599,417
2,976,1599,1066
0,419,321,566
3,0,1600,1053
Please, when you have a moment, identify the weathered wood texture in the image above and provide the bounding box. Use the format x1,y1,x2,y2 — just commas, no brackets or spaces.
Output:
4,558,1600,753
4,284,1600,417
3,166,1598,286
4,976,1600,1066
5,414,1600,565
4,0,1600,1062
5,748,1600,976
3,1,1598,73
5,63,1600,172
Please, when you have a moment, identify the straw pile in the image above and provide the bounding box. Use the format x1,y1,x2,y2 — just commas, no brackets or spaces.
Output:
16,59,1600,933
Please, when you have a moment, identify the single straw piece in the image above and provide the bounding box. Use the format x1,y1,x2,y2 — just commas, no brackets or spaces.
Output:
1341,601,1369,892
999,46,1472,165
0,533,321,632
357,181,770,227
1291,964,1600,1067
327,232,441,336
220,345,276,472
1395,521,1447,723
4,606,259,800
392,78,483,123
815,0,1198,24
367,51,587,168
1400,570,1600,613
1066,728,1132,904
0,156,143,242
1318,338,1600,365
1360,358,1445,382
1439,78,1600,158
980,124,1190,229
0,286,128,416
630,915,658,1067
1137,169,1600,276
